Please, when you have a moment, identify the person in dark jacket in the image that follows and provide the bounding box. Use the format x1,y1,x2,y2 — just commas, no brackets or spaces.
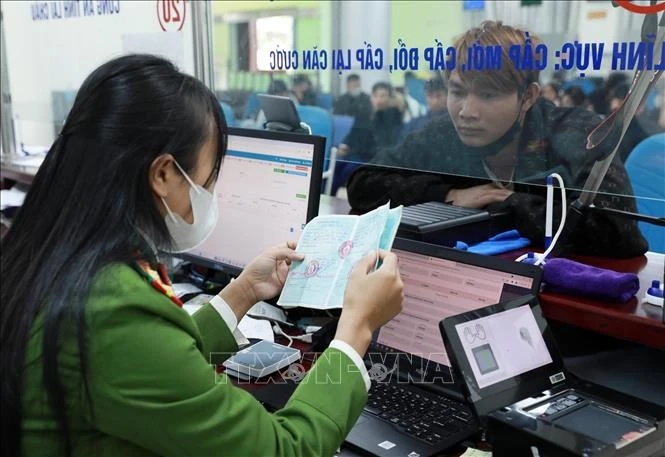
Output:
346,21,647,258
332,82,404,194
334,73,372,118
401,76,448,138
337,81,404,163
609,83,665,162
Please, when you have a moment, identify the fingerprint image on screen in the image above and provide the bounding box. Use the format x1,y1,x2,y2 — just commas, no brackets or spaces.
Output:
472,344,499,375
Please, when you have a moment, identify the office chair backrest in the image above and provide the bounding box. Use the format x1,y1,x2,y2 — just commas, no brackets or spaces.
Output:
297,105,337,195
220,102,236,127
243,92,261,120
296,105,332,163
405,76,426,105
625,133,665,253
316,93,334,111
332,115,354,147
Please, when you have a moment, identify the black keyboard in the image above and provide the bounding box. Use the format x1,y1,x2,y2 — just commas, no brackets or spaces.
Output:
364,382,475,445
400,202,490,233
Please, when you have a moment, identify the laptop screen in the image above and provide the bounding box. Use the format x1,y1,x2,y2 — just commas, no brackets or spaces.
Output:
440,295,567,418
453,305,553,389
376,248,535,367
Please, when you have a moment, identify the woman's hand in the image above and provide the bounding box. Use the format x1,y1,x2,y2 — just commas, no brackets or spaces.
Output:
219,241,304,321
334,250,404,356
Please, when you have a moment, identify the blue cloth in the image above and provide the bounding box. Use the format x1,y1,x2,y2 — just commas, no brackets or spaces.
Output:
455,229,531,255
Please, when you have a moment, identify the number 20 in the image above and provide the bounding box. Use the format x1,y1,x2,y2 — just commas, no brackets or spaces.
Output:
161,0,181,22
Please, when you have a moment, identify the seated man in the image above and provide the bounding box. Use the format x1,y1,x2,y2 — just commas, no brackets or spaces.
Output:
333,82,404,195
346,21,647,258
401,76,448,138
334,73,372,118
338,81,404,162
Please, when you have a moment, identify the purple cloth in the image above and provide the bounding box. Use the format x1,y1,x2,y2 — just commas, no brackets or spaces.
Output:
543,258,640,303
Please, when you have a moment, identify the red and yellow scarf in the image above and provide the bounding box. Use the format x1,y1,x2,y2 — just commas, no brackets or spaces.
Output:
134,258,183,307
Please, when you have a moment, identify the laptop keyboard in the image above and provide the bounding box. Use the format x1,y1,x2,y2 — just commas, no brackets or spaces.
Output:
364,382,475,445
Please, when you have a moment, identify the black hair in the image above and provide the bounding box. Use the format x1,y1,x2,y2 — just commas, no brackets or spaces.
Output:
293,74,311,86
425,77,447,94
346,74,360,83
372,81,393,95
564,86,587,106
605,72,628,92
268,79,288,95
611,83,630,101
588,88,609,115
0,54,228,456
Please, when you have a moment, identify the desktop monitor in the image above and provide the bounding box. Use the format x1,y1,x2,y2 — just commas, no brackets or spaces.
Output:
183,128,325,274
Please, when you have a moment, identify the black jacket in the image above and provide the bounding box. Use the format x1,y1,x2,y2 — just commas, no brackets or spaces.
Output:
347,99,648,257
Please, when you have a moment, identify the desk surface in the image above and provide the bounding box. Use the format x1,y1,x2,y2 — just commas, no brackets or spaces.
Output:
539,252,664,349
318,195,665,348
1,160,40,187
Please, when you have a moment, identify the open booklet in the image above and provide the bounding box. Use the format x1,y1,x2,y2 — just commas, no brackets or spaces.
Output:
277,202,403,309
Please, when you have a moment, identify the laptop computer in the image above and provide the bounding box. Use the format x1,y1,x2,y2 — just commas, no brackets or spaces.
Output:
342,237,543,457
251,237,542,456
440,296,664,457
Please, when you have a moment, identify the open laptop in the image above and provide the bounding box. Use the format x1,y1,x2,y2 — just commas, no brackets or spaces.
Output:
251,237,541,456
342,237,542,457
440,296,664,457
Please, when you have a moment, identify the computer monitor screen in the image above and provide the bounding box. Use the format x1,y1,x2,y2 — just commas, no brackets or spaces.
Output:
375,245,537,367
184,128,324,272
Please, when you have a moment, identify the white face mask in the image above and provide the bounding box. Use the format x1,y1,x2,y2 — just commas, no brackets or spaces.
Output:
160,161,218,253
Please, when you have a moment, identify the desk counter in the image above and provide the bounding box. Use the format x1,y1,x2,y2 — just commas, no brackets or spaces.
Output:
540,252,664,349
317,195,664,349
0,160,40,187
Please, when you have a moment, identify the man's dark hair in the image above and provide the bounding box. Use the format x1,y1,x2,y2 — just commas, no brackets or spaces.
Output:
372,81,393,95
446,20,541,96
268,79,288,95
347,74,360,83
564,86,587,106
293,74,311,86
611,83,630,101
425,77,447,94
605,72,628,93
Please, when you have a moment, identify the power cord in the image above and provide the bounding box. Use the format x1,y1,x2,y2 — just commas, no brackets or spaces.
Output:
272,322,316,347
515,173,567,266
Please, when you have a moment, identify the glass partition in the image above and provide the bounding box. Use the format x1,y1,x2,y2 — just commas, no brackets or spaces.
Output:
209,0,664,207
1,0,659,255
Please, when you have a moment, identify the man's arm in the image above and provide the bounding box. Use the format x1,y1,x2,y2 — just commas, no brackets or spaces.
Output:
497,161,647,257
347,165,453,212
499,104,649,257
346,119,460,212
